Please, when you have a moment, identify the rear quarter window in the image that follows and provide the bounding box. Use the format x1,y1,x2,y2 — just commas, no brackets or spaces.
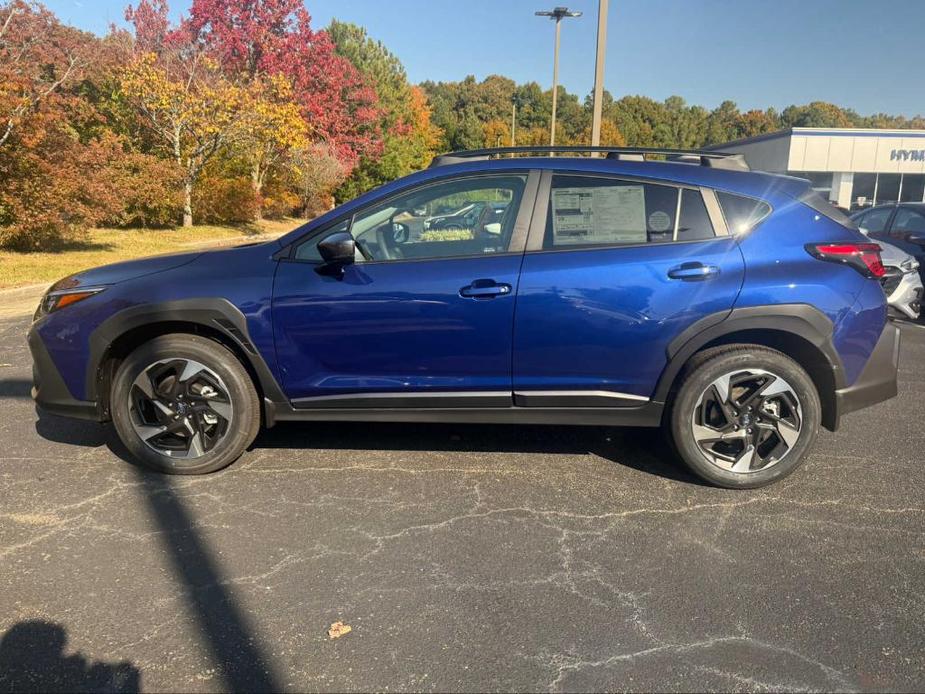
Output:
716,191,772,235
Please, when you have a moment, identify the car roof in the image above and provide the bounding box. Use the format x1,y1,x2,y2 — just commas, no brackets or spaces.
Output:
278,156,810,247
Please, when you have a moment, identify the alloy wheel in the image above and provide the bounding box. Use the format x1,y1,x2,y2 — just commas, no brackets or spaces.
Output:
691,368,802,474
128,358,233,459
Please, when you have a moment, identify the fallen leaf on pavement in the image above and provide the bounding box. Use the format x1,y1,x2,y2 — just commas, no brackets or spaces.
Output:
328,621,352,639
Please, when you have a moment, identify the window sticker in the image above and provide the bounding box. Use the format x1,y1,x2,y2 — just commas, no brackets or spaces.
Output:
648,210,672,233
552,186,647,245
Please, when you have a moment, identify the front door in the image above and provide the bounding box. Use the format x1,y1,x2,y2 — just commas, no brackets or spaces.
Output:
273,171,537,407
512,171,746,405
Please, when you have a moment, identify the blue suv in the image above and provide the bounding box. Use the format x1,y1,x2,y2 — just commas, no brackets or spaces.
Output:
29,147,899,488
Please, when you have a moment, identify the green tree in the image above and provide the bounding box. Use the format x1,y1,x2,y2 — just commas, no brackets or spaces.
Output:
330,19,440,200
781,101,855,128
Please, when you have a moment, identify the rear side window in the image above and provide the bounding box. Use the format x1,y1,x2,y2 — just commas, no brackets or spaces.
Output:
544,175,715,249
716,191,772,235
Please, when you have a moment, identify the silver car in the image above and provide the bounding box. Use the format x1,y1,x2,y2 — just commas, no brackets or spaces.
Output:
871,237,922,320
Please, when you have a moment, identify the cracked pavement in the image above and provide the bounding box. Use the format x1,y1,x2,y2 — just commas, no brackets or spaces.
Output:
1,313,923,692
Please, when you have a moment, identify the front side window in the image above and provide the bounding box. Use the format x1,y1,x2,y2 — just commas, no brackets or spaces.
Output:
543,175,715,250
296,175,527,263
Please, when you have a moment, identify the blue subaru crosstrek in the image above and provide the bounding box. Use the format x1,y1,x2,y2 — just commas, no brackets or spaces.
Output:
29,147,900,488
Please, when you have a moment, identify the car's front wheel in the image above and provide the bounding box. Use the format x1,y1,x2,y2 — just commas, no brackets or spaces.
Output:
668,345,821,488
111,334,260,474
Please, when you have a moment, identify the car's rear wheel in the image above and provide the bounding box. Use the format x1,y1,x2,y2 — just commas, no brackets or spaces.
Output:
111,334,260,474
668,345,821,488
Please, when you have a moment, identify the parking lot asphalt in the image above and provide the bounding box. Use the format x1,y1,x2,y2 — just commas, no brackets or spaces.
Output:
1,313,923,693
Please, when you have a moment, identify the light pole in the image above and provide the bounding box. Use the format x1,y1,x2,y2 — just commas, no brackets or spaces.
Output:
536,6,582,147
590,0,609,146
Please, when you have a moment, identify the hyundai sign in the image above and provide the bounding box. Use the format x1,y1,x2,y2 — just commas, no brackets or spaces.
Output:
891,149,925,162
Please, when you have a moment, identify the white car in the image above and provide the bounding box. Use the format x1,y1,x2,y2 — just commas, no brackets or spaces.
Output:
868,235,922,320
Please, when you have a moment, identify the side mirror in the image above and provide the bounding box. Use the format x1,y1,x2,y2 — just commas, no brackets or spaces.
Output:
317,232,356,266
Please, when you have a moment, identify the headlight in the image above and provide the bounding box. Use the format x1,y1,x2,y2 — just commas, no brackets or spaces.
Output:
34,287,105,321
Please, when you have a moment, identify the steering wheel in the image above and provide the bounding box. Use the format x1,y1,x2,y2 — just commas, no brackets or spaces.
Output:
375,222,405,260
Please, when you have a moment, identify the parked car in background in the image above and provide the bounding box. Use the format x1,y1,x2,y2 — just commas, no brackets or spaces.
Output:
425,201,508,232
872,240,922,320
851,203,925,286
30,146,899,489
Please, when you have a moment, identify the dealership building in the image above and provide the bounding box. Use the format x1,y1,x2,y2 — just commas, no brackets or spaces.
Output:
712,127,925,210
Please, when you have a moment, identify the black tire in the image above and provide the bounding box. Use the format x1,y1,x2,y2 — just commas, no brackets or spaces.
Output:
111,334,260,474
667,344,821,489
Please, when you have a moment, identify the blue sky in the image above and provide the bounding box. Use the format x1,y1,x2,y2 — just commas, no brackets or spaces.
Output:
44,0,924,117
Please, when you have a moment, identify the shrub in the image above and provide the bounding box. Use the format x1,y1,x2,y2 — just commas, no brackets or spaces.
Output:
105,152,184,228
0,120,121,250
260,184,301,220
192,175,259,225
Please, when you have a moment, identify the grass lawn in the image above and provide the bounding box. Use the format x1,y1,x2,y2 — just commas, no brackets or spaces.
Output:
0,218,305,290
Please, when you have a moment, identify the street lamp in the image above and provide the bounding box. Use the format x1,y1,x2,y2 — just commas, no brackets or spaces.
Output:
535,6,582,147
590,0,609,146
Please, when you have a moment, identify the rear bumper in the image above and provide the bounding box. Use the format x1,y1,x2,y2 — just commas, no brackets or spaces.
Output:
28,325,100,421
833,322,900,424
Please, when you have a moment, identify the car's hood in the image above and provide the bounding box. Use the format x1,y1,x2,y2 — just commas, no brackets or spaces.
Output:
49,250,203,291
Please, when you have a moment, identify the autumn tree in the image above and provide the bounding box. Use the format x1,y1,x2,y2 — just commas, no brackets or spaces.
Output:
0,0,87,147
122,51,248,227
185,0,382,168
329,20,439,199
290,142,348,217
241,74,308,218
572,119,626,147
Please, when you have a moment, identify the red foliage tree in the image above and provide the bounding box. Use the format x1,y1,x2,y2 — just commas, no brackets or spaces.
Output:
182,0,382,170
0,0,88,148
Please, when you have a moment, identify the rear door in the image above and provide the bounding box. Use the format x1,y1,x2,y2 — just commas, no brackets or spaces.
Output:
272,171,539,407
512,171,746,405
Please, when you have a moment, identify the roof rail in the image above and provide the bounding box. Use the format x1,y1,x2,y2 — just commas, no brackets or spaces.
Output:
428,146,750,172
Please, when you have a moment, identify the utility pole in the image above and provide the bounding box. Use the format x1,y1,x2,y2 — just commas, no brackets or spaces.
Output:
590,0,609,146
536,7,582,147
511,102,517,147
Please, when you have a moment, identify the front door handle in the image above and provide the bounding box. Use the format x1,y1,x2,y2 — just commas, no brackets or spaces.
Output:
459,279,512,299
668,262,720,281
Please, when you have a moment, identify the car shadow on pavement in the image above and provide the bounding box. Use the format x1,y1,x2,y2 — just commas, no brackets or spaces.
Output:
251,420,705,485
0,620,140,693
32,410,704,486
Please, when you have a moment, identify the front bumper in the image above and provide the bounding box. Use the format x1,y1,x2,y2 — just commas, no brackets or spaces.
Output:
833,322,900,423
28,325,100,421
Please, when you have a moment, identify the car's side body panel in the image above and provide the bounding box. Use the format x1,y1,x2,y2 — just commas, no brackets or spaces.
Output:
733,194,884,385
35,242,281,402
272,253,524,401
512,237,746,400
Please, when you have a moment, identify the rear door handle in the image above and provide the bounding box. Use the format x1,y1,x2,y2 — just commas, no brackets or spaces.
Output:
459,279,512,299
668,262,720,281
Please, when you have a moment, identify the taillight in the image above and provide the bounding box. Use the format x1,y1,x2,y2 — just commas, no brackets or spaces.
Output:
805,242,886,279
